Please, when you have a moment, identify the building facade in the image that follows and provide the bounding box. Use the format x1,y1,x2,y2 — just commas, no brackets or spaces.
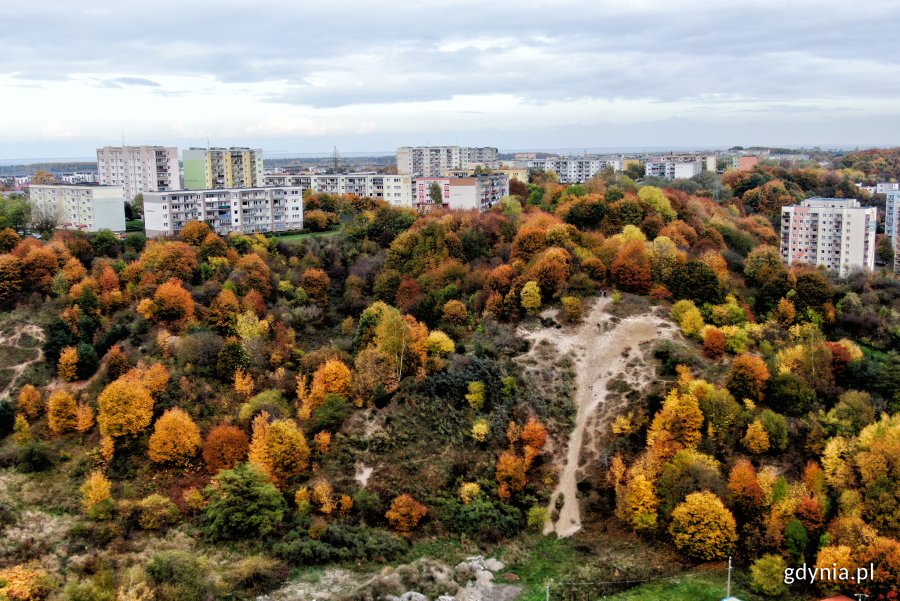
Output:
143,187,303,238
396,146,499,177
780,197,876,277
183,147,264,190
28,184,126,232
526,157,623,184
413,174,509,212
644,159,703,180
263,173,412,207
96,145,179,201
885,190,900,272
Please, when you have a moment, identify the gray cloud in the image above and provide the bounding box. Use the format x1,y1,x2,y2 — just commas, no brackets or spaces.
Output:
1,0,900,152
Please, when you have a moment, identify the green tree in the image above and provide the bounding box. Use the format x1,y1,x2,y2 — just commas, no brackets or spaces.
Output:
429,182,443,205
205,463,286,541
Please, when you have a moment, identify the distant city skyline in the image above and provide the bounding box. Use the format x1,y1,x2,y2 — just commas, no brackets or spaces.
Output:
3,0,900,160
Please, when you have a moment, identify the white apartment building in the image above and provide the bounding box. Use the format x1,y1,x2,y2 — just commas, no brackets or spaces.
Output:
885,190,900,272
396,146,499,177
876,182,899,194
263,173,412,207
28,184,126,232
644,159,704,180
526,157,623,184
183,147,264,190
143,187,303,238
780,197,876,277
413,174,509,213
59,171,98,184
96,146,179,201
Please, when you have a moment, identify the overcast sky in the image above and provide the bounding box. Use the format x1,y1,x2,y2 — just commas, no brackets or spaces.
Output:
2,0,900,160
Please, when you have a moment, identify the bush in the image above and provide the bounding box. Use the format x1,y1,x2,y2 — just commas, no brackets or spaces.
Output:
309,394,349,432
137,494,180,530
750,554,788,596
204,463,286,541
526,506,547,532
225,555,288,596
146,551,211,601
437,497,522,540
18,441,53,472
0,399,14,439
273,524,407,564
239,389,289,422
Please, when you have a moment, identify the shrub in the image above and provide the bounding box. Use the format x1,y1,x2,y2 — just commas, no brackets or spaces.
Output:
309,394,348,433
97,380,154,439
145,551,211,601
137,494,180,530
204,463,286,541
18,441,53,472
0,564,55,601
80,470,113,516
224,555,288,596
527,506,547,532
238,389,289,422
16,385,42,420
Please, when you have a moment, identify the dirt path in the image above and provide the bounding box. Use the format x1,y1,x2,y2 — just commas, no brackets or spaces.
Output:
517,299,672,537
0,323,45,400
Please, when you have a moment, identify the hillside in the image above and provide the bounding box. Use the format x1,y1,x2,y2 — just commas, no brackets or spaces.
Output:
0,176,897,601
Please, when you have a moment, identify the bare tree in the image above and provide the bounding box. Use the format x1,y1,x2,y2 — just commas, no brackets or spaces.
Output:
30,202,61,237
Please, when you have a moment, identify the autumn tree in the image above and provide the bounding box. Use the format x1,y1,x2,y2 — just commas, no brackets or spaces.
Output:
247,413,310,488
301,359,352,419
148,408,202,464
385,494,427,535
139,278,195,331
703,327,726,359
520,280,541,314
75,403,94,434
465,380,485,411
58,346,79,381
442,299,468,324
180,220,212,246
496,451,527,499
104,344,130,380
97,380,154,439
207,288,240,333
47,390,77,435
616,473,659,531
742,419,771,454
521,417,548,451
646,387,704,468
234,368,254,399
726,353,770,402
669,491,738,560
728,459,764,513
80,470,112,515
203,424,249,472
16,384,42,420
301,268,330,307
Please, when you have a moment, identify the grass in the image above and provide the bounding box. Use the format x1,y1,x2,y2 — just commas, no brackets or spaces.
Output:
271,229,340,243
600,570,749,600
125,219,144,232
508,536,580,601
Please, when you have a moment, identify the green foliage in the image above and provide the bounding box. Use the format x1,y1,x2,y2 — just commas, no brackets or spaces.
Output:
758,409,788,451
273,524,407,564
785,518,809,561
749,554,788,597
309,394,349,432
436,496,523,540
146,551,212,601
239,389,289,422
205,463,286,541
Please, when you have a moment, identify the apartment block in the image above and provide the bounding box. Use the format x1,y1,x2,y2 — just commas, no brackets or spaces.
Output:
263,173,412,207
396,146,499,177
443,167,529,183
143,187,303,238
96,145,179,200
732,156,761,172
28,184,126,232
885,191,900,272
644,159,703,180
183,147,264,190
526,157,622,184
413,174,509,212
780,197,876,277
877,182,899,194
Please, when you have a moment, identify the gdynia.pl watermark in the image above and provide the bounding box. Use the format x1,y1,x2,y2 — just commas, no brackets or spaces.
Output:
784,562,876,585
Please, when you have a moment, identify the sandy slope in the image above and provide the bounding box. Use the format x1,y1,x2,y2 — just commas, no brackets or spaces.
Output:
517,299,673,537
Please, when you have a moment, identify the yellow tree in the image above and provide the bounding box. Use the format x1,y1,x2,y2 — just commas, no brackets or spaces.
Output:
148,408,202,464
301,359,352,419
234,368,254,399
248,412,310,488
646,388,703,468
58,346,79,381
75,403,95,434
742,419,771,454
669,491,737,560
16,384,42,420
80,470,112,513
47,390,77,434
520,280,541,314
616,472,659,531
97,380,154,439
